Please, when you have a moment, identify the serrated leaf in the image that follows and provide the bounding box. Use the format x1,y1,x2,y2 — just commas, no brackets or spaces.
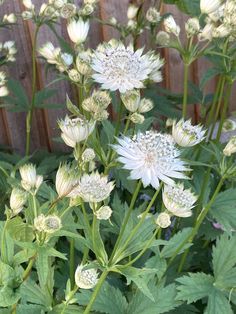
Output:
6,217,35,243
20,278,51,307
17,304,45,314
0,286,20,307
176,273,214,304
200,68,222,89
36,247,49,287
161,228,193,258
204,288,234,314
50,304,84,314
77,281,128,314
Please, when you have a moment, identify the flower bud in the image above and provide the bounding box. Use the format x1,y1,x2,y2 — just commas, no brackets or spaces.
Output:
75,264,98,289
222,119,236,132
60,3,77,18
22,10,34,20
68,69,81,83
0,86,9,97
200,0,223,14
127,4,139,20
163,15,180,36
82,148,95,162
95,205,112,220
138,98,154,113
67,18,90,44
198,23,215,41
53,0,66,9
44,215,62,233
109,17,117,25
156,212,171,228
81,4,94,16
56,163,79,198
156,31,170,46
146,7,161,24
23,0,34,10
185,18,200,37
121,89,140,112
130,112,145,124
19,164,43,192
3,13,17,24
34,214,46,232
10,188,27,216
212,24,230,38
223,136,236,156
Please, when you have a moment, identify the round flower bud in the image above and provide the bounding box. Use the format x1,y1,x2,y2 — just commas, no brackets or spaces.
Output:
185,18,200,37
130,112,145,124
222,119,236,132
121,89,140,112
60,3,77,19
81,4,94,16
92,90,111,109
127,4,139,20
68,69,81,83
82,148,95,162
3,13,17,24
156,212,171,228
156,31,170,46
138,98,154,113
53,0,66,9
10,188,27,216
44,215,62,233
95,205,112,220
75,264,98,289
223,136,236,156
109,17,117,25
34,214,46,232
146,7,161,24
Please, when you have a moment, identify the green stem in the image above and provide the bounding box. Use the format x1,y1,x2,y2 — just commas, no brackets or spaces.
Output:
60,285,79,314
206,76,222,127
25,24,40,156
168,176,225,269
69,238,75,287
1,218,9,263
108,180,142,265
123,116,131,135
83,270,109,314
182,63,189,118
32,194,38,218
216,82,233,141
111,184,162,265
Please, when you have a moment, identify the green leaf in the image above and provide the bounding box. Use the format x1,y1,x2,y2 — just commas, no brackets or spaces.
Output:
161,228,193,258
0,286,20,307
212,234,236,282
66,95,80,115
127,281,180,314
4,79,29,112
176,273,214,304
34,88,57,107
50,304,84,314
200,68,222,89
210,189,236,232
205,289,234,314
145,251,167,280
17,304,45,314
117,266,156,301
6,217,35,243
20,278,51,307
36,247,50,287
77,281,128,314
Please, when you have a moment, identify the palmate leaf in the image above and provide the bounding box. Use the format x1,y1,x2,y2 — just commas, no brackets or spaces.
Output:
204,289,234,314
0,286,20,307
176,273,214,304
6,217,35,243
127,281,180,314
77,281,128,314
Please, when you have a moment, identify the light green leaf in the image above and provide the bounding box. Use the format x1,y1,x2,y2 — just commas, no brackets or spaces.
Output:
6,217,35,243
66,95,80,115
20,278,51,307
204,288,234,314
50,304,84,314
0,286,20,307
36,247,49,287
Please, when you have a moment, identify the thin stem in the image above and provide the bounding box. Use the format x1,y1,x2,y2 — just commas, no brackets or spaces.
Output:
1,218,9,264
182,63,189,118
69,238,75,287
60,285,79,314
83,270,109,314
108,180,142,265
206,76,222,127
25,24,40,156
32,194,38,218
216,82,233,141
168,176,225,269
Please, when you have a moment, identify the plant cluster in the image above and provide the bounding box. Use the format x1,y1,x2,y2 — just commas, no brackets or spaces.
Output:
0,0,236,313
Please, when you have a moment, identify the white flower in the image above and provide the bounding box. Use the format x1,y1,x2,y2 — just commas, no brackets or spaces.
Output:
156,212,171,228
0,72,7,86
172,119,206,147
56,163,79,198
19,164,43,192
10,188,27,216
58,115,95,148
0,86,9,97
3,13,17,24
67,18,89,44
34,214,61,233
95,205,112,220
185,18,200,37
146,7,161,24
198,22,215,41
127,4,139,20
23,0,34,9
52,0,67,9
91,41,155,93
130,112,144,124
163,15,180,36
69,172,114,203
68,69,81,82
22,10,34,20
138,98,154,113
121,89,140,112
39,42,60,64
34,214,46,232
200,0,223,14
113,131,189,189
223,136,236,156
75,264,98,289
163,184,197,217
60,3,77,19
82,148,95,162
212,24,230,38
147,52,164,83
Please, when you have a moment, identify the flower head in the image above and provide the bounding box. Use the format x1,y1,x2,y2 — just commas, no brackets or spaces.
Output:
58,115,95,148
10,188,27,216
172,119,206,147
91,41,157,93
163,184,197,217
34,214,61,233
200,0,223,14
56,163,79,198
69,172,114,203
75,264,98,289
67,18,89,44
146,7,161,24
113,131,189,189
156,212,171,228
223,136,236,156
19,164,43,192
82,148,95,162
185,18,200,37
95,205,112,220
163,15,180,36
127,4,138,20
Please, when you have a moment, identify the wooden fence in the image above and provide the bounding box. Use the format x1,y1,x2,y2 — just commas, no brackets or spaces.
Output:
0,0,235,154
